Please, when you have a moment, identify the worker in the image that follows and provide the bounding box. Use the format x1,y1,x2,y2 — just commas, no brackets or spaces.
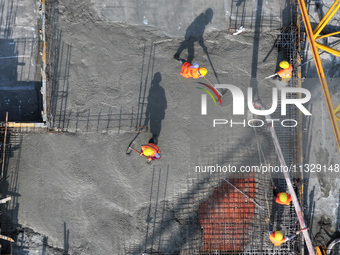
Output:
141,140,161,161
275,192,292,206
272,186,292,206
269,230,297,246
175,58,208,79
268,226,308,246
277,61,293,82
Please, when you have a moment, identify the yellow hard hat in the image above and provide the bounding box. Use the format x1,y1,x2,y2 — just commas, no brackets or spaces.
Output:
143,147,153,157
199,67,208,77
274,231,283,241
279,193,288,202
279,61,290,69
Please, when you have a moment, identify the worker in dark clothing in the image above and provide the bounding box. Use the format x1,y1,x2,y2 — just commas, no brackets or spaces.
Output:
174,8,213,64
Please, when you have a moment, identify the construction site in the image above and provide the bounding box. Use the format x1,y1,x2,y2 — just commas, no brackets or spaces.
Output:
0,0,340,254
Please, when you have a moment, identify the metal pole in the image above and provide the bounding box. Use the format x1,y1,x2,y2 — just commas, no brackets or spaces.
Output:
1,112,8,181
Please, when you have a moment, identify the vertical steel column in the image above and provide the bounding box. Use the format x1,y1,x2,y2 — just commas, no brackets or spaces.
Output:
1,112,8,181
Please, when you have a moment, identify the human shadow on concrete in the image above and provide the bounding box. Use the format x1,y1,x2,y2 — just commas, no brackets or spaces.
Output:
264,0,295,75
305,186,316,231
268,178,289,230
174,8,213,64
143,72,166,141
136,41,156,131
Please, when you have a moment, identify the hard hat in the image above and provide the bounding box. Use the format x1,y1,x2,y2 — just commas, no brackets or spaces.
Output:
279,61,290,69
274,231,283,241
143,147,154,157
279,193,288,203
199,67,208,77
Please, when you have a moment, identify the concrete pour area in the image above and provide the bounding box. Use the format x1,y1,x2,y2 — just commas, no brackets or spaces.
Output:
1,0,339,254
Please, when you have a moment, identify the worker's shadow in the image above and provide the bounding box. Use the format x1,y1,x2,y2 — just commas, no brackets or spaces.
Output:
174,8,213,63
144,72,167,143
269,179,286,230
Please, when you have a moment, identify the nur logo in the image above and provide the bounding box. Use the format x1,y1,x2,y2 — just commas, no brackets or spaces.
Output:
199,84,312,116
196,82,222,115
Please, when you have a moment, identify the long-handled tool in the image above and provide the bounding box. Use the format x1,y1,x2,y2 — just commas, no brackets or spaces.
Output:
128,146,152,163
126,126,148,154
203,76,223,98
260,73,277,82
223,178,264,210
204,49,221,84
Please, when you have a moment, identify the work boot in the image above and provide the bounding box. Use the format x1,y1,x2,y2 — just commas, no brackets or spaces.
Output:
149,136,158,145
174,53,180,60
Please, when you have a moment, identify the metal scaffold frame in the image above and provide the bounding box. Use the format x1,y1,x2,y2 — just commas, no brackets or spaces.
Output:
298,0,340,152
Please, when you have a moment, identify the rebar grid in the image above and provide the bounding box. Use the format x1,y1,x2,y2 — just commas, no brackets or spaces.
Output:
126,7,303,255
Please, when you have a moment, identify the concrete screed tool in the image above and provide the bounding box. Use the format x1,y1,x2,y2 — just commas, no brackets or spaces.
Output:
127,146,152,163
126,126,151,163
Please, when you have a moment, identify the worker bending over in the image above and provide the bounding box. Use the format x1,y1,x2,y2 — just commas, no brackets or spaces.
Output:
174,56,207,79
275,192,292,206
277,61,292,82
268,225,307,246
273,186,292,206
180,62,207,79
141,137,161,161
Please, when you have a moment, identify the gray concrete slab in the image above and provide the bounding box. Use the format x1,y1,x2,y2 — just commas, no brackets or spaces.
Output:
91,0,290,37
2,0,340,254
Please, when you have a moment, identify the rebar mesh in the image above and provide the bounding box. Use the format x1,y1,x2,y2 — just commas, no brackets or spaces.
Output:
126,0,303,254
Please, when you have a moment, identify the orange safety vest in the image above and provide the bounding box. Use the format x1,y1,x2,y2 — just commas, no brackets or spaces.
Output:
141,143,161,158
269,232,286,246
180,62,200,79
277,65,293,81
275,193,292,205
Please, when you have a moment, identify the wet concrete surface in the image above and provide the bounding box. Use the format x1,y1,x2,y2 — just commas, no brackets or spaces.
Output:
1,0,339,254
